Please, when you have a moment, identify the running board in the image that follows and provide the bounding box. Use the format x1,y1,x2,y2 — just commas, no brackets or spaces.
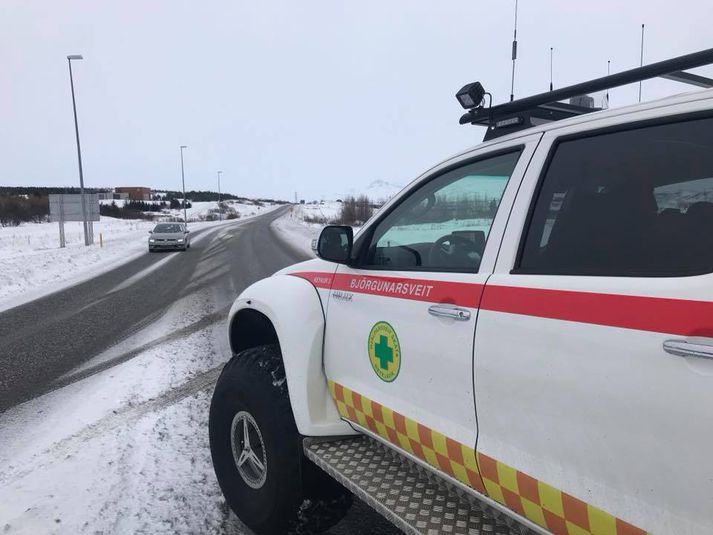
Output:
304,435,534,535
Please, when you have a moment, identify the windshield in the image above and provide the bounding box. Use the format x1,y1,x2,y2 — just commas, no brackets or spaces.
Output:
153,223,183,233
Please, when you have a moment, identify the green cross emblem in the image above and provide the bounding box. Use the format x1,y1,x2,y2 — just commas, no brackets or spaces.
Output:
374,335,393,370
368,321,400,382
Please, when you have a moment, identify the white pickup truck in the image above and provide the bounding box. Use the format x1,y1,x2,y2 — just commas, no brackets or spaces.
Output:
209,49,713,535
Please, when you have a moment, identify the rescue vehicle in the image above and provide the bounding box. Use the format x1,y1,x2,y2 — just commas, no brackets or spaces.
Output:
209,48,713,534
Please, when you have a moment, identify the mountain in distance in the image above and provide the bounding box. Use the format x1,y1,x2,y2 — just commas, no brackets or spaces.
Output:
337,179,403,203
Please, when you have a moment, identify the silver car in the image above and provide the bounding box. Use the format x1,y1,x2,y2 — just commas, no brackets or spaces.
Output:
148,223,191,252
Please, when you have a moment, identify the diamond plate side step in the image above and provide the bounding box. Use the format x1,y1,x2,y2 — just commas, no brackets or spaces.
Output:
304,435,532,535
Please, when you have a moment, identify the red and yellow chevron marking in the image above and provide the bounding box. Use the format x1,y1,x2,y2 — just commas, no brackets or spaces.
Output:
328,380,486,493
329,381,649,535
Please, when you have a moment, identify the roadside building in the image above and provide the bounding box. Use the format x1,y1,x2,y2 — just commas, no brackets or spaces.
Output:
97,191,129,201
115,186,151,201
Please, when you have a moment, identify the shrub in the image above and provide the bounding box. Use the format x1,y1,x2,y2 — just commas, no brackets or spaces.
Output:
99,201,155,220
0,195,49,226
124,200,167,212
303,214,328,224
332,195,373,226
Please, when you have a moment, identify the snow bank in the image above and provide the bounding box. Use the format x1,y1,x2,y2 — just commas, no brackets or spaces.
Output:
0,218,155,311
292,202,342,224
0,292,247,535
270,205,366,259
166,200,276,222
271,206,319,258
98,199,276,221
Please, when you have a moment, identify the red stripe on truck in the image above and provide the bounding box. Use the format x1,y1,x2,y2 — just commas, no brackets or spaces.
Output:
290,271,713,336
481,285,713,337
291,271,483,308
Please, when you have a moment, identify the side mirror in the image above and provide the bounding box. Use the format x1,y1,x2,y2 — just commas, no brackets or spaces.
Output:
185,230,190,234
148,230,153,234
317,225,353,264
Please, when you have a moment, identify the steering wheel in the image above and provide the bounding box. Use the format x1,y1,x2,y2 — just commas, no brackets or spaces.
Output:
428,233,481,269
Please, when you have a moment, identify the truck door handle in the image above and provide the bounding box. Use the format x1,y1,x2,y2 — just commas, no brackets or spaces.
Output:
428,304,471,321
663,339,713,359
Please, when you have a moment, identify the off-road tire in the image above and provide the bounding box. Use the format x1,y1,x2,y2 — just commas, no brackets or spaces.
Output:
209,344,352,534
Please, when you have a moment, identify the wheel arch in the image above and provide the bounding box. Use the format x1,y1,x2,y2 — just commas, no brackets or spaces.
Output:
229,308,280,354
227,274,354,437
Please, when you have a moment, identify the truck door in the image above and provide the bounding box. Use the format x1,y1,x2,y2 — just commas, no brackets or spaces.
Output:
321,138,540,494
474,113,713,534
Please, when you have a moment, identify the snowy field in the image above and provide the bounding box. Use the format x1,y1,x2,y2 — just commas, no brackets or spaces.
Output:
380,218,493,246
270,203,347,258
271,206,320,258
292,201,342,224
98,199,276,222
0,218,154,311
167,200,275,222
0,204,278,312
270,203,366,258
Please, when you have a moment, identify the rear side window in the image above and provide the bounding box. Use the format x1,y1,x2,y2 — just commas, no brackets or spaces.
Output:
518,116,713,277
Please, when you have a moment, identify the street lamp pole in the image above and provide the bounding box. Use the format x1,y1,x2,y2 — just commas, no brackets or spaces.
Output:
180,145,188,226
67,54,90,246
217,171,222,221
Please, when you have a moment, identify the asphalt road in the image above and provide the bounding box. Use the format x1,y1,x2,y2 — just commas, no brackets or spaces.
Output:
0,206,303,412
0,206,399,535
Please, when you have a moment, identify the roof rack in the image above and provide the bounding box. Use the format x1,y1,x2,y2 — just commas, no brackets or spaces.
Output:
457,47,713,141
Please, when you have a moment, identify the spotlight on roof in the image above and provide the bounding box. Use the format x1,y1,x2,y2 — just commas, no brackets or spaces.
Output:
456,82,486,110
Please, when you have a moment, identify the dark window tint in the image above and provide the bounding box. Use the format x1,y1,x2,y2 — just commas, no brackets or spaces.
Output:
519,116,713,276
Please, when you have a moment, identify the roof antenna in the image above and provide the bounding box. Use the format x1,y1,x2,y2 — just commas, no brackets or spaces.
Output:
549,47,554,91
510,0,519,101
604,60,611,108
639,24,645,102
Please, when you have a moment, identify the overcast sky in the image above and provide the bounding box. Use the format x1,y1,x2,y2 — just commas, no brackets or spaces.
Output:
2,1,712,200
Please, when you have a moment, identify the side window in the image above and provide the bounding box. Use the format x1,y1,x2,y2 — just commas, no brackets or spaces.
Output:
362,150,521,272
518,116,713,276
